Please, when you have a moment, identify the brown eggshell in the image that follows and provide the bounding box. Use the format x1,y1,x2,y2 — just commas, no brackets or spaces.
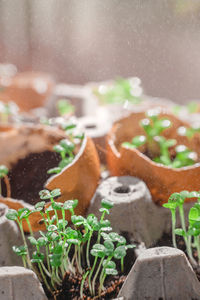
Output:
106,110,200,205
0,72,54,111
0,124,100,231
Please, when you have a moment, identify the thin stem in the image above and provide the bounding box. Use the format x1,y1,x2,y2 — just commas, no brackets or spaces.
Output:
88,256,98,295
98,273,106,297
25,217,34,237
121,257,124,273
38,263,53,294
187,235,196,266
92,257,104,295
171,209,177,248
80,270,89,299
86,231,92,268
17,220,32,269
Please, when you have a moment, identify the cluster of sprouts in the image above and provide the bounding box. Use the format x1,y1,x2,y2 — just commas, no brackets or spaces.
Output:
163,191,200,266
122,108,198,168
6,188,134,298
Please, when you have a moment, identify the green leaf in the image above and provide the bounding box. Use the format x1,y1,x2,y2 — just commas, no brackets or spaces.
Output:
101,232,111,241
12,245,27,256
52,202,63,210
174,228,185,236
162,203,177,210
71,215,85,226
121,142,135,149
47,225,57,231
47,167,61,174
60,139,75,153
131,135,146,147
19,208,31,220
6,209,18,221
189,207,199,222
37,237,48,247
39,189,51,200
31,251,44,263
63,199,78,210
49,253,62,267
57,99,75,116
105,268,118,275
101,199,114,210
103,260,116,269
35,201,45,210
50,189,61,198
99,207,110,214
53,145,65,154
0,165,8,178
91,244,106,258
114,246,126,259
28,236,38,246
67,239,79,245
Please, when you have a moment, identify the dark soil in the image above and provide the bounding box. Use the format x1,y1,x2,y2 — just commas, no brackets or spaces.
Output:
2,151,60,205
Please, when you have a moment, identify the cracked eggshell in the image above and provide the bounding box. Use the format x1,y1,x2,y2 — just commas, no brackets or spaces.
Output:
0,71,54,112
106,110,200,205
0,124,100,232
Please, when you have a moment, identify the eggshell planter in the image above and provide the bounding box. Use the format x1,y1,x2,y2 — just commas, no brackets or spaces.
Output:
106,110,200,205
0,123,100,232
0,71,55,112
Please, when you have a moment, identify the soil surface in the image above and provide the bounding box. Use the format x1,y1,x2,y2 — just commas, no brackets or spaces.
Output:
2,151,60,205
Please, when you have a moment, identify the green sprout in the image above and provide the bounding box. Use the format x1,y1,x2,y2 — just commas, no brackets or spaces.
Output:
6,189,134,298
93,77,143,105
56,99,75,116
47,139,75,175
172,101,199,116
0,101,19,124
177,125,200,139
0,165,11,197
163,190,200,265
122,109,199,168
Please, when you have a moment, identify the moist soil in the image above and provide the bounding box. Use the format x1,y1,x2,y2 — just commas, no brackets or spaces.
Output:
2,151,60,205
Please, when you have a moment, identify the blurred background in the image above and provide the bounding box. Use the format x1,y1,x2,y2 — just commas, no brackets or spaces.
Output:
0,0,200,104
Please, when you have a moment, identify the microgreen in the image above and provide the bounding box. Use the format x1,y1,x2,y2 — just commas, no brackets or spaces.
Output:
93,77,143,105
121,109,199,168
6,190,134,298
0,101,19,124
56,99,75,116
163,190,200,265
0,165,11,197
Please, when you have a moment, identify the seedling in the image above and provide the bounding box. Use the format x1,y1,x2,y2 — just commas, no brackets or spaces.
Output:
163,190,200,265
6,188,134,298
0,165,10,197
56,99,75,116
122,109,198,168
47,120,84,175
0,101,19,124
172,101,199,115
94,77,143,105
177,125,200,139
